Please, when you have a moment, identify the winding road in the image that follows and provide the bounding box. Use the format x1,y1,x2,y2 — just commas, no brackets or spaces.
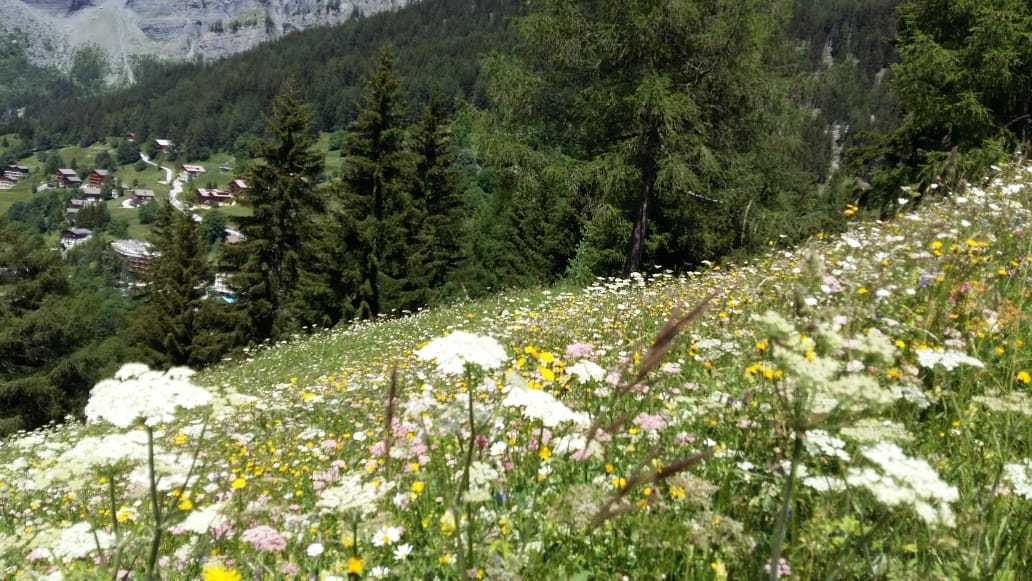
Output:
140,153,201,221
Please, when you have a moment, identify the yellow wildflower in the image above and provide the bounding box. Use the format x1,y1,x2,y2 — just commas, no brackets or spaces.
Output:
346,557,364,575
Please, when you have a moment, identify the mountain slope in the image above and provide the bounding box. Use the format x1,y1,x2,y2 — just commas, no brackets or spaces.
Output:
11,0,520,156
1,160,1029,578
1,0,411,74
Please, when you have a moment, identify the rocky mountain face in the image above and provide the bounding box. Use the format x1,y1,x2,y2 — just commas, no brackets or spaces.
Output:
1,0,411,78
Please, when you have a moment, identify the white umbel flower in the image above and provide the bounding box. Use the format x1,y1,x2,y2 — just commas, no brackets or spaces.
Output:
318,473,390,515
846,442,958,527
569,360,607,383
415,331,508,375
85,364,212,428
916,349,985,371
503,385,589,427
1002,460,1032,499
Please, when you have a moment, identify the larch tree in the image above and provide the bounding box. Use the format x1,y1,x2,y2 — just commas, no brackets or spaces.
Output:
496,0,793,275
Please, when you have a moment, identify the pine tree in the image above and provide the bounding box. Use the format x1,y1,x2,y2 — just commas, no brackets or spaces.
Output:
339,46,420,317
131,209,209,366
225,82,326,339
408,96,464,302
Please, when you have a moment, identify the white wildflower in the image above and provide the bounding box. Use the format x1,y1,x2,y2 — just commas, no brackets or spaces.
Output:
846,442,958,527
569,360,606,383
415,331,508,375
85,364,212,428
372,526,403,547
176,504,226,534
1002,460,1032,499
916,349,984,371
503,385,589,427
464,461,498,503
805,430,850,461
318,474,389,516
51,522,114,561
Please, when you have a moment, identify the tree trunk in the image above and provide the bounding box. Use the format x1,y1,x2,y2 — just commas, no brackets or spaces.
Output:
623,151,657,277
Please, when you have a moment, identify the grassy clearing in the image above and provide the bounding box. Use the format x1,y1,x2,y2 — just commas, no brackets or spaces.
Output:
0,163,1030,579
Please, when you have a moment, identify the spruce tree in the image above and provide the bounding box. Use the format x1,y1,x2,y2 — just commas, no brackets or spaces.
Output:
131,209,209,366
339,47,420,317
225,82,326,339
408,96,464,302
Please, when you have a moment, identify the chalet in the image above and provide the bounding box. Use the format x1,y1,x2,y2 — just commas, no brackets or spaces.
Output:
80,185,105,203
86,169,110,187
65,199,84,218
219,164,232,172
111,239,159,274
60,227,93,250
4,164,29,180
155,138,173,152
182,164,207,180
229,178,249,195
131,189,156,207
195,187,233,207
56,169,81,189
126,132,137,142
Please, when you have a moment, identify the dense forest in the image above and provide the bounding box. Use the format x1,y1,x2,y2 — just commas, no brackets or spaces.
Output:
2,0,522,160
3,0,1030,434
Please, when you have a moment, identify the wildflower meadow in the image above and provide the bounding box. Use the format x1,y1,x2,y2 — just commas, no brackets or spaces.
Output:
1,162,1031,579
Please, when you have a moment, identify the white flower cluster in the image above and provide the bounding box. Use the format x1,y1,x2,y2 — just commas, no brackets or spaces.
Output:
318,473,390,516
846,442,958,527
804,430,850,461
33,522,114,562
503,380,589,428
1002,460,1032,499
568,360,606,383
176,503,227,534
915,349,985,371
415,331,508,375
85,364,213,428
464,461,499,503
51,431,150,481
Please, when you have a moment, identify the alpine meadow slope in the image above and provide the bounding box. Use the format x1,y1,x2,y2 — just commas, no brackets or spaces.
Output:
0,160,1029,578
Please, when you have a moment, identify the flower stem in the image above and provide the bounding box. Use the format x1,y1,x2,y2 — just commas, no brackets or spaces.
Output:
146,426,162,580
768,430,803,581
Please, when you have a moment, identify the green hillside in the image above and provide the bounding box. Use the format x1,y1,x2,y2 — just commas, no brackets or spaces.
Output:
1,160,1029,578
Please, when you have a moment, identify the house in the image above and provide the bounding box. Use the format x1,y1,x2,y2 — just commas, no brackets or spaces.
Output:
80,185,105,203
4,164,29,180
182,164,206,180
111,239,159,274
208,273,237,303
131,189,156,207
86,169,110,187
56,169,81,188
65,199,85,218
127,132,137,142
195,187,233,207
0,176,15,190
229,178,249,195
60,227,93,250
155,138,173,152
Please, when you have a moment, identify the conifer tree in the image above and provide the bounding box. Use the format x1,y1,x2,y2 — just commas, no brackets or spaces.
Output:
226,82,325,339
496,0,794,275
339,46,420,317
408,96,464,302
131,208,209,366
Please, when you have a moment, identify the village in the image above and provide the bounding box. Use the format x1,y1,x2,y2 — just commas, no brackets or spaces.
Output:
2,136,251,300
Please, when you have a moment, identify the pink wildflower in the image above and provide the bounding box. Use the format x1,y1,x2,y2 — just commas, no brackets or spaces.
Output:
242,525,288,552
565,342,595,359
